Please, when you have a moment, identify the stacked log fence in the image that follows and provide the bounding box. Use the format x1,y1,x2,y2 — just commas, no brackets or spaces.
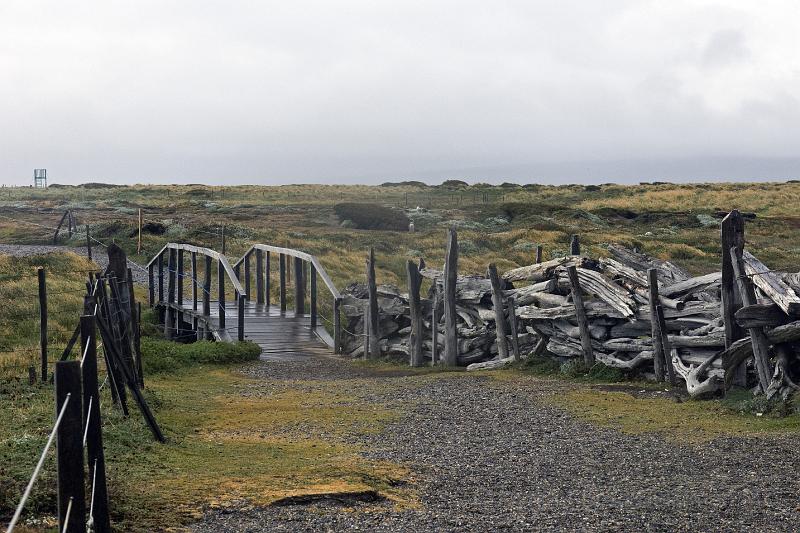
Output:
339,210,800,399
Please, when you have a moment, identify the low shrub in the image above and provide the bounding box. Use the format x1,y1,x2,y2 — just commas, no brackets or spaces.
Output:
333,203,409,231
141,338,261,374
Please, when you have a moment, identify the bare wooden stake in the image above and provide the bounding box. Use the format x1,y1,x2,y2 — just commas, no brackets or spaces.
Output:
647,268,666,381
570,234,580,255
487,263,509,360
443,228,459,366
721,210,746,386
38,267,48,382
406,260,424,366
566,264,594,365
508,296,520,361
366,248,380,359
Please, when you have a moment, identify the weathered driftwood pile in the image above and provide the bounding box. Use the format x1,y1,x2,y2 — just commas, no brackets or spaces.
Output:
340,211,800,399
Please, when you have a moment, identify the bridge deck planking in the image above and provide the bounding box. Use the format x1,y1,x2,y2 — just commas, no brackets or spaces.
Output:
172,299,331,360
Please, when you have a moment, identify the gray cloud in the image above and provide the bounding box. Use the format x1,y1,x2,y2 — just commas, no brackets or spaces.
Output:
1,1,799,185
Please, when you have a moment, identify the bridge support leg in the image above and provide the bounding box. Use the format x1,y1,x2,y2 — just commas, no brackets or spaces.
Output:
279,254,286,314
256,249,264,305
238,293,245,341
310,264,317,329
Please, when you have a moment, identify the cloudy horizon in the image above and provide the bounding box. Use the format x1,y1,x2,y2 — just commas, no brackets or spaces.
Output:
2,1,800,186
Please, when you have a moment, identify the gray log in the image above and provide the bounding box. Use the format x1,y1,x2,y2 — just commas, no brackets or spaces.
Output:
487,263,509,359
406,260,424,367
566,264,594,365
443,228,458,366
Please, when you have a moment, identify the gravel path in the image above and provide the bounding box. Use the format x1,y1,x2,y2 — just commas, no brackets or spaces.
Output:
0,243,149,284
191,357,800,532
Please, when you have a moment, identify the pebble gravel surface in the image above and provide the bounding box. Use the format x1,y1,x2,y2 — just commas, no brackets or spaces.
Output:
191,356,800,532
0,243,149,284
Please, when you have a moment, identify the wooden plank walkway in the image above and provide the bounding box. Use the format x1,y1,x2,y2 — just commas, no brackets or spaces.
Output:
178,300,333,361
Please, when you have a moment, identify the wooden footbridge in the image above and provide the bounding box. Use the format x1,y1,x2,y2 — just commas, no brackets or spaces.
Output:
146,243,343,359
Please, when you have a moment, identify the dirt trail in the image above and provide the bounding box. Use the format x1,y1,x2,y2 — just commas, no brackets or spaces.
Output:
190,356,800,533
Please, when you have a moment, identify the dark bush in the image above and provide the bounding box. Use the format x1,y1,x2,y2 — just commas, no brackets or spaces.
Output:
333,203,410,231
79,182,123,189
440,179,469,188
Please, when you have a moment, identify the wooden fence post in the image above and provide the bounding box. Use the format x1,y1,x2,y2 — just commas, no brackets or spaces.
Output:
535,245,542,264
366,248,380,359
647,268,666,381
487,263,509,360
80,315,111,533
166,249,176,339
655,305,676,384
176,249,184,334
508,296,520,361
570,234,580,255
221,224,226,254
157,252,164,303
443,229,458,366
721,210,747,386
730,246,773,391
38,267,48,382
55,360,86,533
431,293,439,365
566,264,594,365
406,260,424,367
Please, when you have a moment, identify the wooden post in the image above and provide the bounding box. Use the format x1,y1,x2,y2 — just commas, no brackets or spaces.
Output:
86,224,92,261
203,255,211,318
730,246,773,391
55,361,86,533
487,263,509,360
279,254,287,313
535,245,542,264
265,251,271,308
148,263,154,307
363,304,370,357
218,258,226,329
431,293,439,365
157,252,164,303
366,248,380,359
38,267,48,382
721,210,747,386
166,249,176,339
570,234,580,255
243,252,251,301
191,252,198,313
647,268,666,381
294,257,305,315
566,264,594,365
310,264,318,329
53,210,69,243
80,316,111,533
237,293,245,341
406,260,424,367
655,305,676,384
508,296,520,361
333,297,342,353
443,229,458,366
256,249,264,305
177,249,184,312
137,208,143,255
221,224,226,254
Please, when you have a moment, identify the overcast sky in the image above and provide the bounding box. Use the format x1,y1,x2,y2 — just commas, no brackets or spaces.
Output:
2,1,800,186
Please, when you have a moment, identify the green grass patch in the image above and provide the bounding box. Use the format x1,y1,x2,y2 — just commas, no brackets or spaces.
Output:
140,338,261,374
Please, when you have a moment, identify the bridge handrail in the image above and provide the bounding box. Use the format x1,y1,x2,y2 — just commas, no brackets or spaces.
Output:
147,243,245,296
233,244,341,300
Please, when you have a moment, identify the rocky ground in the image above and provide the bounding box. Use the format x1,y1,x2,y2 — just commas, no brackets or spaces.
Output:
0,243,149,283
190,356,800,533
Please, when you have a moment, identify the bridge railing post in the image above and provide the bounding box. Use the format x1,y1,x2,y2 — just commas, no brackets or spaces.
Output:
238,293,245,341
279,254,287,313
334,297,341,354
265,251,271,308
255,249,264,305
191,251,198,332
177,249,184,335
166,248,176,339
244,251,251,302
310,264,317,329
157,251,164,303
148,263,154,307
294,257,304,316
218,258,226,329
203,255,211,338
